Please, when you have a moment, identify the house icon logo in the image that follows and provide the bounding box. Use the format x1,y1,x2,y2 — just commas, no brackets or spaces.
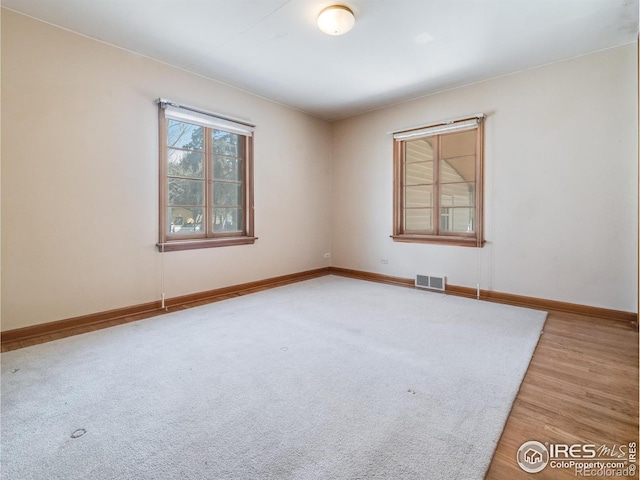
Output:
525,448,542,463
517,440,549,473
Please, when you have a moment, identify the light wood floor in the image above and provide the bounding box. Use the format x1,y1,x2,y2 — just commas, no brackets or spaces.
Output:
3,286,638,479
485,310,639,479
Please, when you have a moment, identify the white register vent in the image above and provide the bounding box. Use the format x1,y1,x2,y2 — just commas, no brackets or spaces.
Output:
415,274,446,291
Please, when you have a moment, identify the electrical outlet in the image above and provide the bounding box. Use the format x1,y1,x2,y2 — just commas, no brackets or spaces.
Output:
381,259,389,264
323,253,331,259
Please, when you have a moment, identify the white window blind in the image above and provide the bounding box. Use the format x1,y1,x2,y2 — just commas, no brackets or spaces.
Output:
157,99,255,136
393,115,484,141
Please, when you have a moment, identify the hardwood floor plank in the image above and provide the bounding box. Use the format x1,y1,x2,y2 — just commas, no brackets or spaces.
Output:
485,310,639,479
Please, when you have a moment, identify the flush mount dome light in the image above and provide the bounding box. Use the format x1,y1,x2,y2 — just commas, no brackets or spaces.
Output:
317,5,355,36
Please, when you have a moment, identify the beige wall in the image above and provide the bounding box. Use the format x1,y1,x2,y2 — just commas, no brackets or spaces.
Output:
331,44,639,313
2,10,638,333
1,10,332,331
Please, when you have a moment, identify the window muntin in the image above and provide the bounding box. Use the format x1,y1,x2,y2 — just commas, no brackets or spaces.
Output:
393,117,484,246
158,101,255,250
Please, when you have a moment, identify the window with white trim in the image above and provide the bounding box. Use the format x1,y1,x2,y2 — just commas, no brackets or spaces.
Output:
392,116,485,247
157,100,255,252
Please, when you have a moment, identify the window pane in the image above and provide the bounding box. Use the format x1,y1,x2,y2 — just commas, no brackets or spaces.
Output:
441,207,475,233
213,182,242,207
405,185,433,207
213,130,243,156
440,182,475,207
405,138,434,163
441,129,475,159
441,155,475,183
168,149,203,178
168,207,203,235
405,161,432,186
405,208,432,231
168,178,204,206
167,120,203,150
213,156,242,181
213,208,243,232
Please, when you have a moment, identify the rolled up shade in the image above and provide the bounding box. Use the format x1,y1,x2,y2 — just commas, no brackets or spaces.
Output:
393,115,483,141
157,99,255,136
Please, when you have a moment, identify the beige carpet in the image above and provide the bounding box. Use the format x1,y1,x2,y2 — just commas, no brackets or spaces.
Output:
1,275,546,479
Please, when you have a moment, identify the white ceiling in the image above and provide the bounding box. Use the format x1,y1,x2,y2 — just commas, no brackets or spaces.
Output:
3,0,638,121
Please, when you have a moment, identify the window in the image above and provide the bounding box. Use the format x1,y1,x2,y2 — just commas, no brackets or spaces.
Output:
392,116,484,247
157,100,256,251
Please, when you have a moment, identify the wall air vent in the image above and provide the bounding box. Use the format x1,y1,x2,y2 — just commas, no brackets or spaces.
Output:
415,274,446,292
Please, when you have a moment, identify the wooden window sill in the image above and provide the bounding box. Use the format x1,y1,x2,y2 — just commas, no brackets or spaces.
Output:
391,234,484,248
157,237,257,252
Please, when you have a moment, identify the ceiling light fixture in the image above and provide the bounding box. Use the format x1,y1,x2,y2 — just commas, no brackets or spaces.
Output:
317,5,355,36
